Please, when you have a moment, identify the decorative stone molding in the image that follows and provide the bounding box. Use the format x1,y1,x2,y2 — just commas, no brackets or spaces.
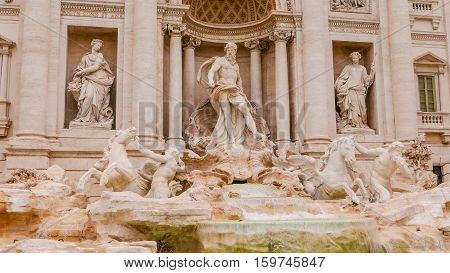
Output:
411,32,447,42
163,23,187,36
329,19,380,35
269,30,294,42
61,2,124,19
330,0,371,14
183,10,300,43
182,36,201,49
0,5,19,16
158,3,189,24
244,39,268,51
409,0,441,30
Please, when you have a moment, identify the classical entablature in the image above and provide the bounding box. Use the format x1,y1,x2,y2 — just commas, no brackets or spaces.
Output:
61,1,125,19
183,11,301,43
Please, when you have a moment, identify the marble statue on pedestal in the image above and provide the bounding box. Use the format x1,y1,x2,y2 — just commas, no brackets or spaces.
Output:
356,142,414,203
335,52,375,134
67,39,115,129
186,42,272,153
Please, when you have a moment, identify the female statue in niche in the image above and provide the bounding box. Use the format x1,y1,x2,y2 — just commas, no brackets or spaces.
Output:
67,39,115,129
335,51,375,133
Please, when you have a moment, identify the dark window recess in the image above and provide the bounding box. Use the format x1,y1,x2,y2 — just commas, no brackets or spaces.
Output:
433,166,443,185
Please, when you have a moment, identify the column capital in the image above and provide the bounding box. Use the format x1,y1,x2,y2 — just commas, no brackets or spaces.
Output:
0,47,11,56
244,39,268,51
163,23,186,36
182,35,201,49
269,29,294,42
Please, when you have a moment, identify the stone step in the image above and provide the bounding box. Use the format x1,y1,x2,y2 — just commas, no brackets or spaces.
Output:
223,184,287,198
225,197,343,220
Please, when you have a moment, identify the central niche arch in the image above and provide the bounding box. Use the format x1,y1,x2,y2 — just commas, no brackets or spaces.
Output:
182,0,276,25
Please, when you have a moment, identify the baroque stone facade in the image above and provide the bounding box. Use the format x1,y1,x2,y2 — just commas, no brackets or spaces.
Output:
0,0,450,253
0,0,448,184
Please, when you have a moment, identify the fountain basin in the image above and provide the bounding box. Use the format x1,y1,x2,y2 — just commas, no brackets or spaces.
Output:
197,218,377,253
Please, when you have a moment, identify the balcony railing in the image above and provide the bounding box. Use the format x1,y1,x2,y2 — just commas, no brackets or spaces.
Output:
411,2,433,13
417,112,449,130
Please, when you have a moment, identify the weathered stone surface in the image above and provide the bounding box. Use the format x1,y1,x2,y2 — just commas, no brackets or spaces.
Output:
37,209,91,240
366,186,450,227
87,191,212,252
44,165,68,184
197,218,378,253
1,239,157,253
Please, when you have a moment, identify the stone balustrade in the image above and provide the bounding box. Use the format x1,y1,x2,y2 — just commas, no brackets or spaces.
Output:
417,112,449,129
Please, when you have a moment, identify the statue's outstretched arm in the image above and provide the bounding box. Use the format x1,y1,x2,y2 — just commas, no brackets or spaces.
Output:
139,146,167,163
355,143,382,157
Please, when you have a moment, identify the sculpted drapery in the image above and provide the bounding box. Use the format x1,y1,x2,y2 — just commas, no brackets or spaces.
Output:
186,42,272,153
335,52,375,131
68,39,115,127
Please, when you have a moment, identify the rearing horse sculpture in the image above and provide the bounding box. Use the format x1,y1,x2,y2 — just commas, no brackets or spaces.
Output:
283,136,369,204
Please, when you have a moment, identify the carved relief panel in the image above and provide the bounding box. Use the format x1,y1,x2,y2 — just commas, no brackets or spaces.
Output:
330,0,371,14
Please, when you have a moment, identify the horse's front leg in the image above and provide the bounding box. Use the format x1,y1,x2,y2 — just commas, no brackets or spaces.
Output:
99,163,118,187
355,178,370,203
77,168,103,193
341,183,361,205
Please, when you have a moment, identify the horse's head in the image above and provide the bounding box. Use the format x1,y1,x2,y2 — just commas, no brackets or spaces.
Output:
319,136,357,171
336,136,357,166
110,127,137,145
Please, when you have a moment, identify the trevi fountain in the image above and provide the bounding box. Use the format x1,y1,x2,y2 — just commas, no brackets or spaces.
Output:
0,0,449,253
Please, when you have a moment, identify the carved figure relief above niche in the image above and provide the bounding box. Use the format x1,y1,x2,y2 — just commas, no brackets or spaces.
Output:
65,26,118,129
330,0,371,13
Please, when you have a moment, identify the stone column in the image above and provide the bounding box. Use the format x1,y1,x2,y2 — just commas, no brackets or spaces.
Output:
244,40,265,113
270,30,292,149
387,0,418,141
6,0,51,169
302,0,331,151
0,46,10,100
0,45,12,137
131,0,160,145
182,36,201,129
166,23,186,148
14,0,51,140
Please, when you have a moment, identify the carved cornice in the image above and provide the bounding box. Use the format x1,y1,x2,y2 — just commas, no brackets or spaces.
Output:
182,36,201,49
184,11,301,43
329,19,380,35
0,5,19,16
61,2,124,19
411,31,447,42
158,4,189,24
163,23,187,36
